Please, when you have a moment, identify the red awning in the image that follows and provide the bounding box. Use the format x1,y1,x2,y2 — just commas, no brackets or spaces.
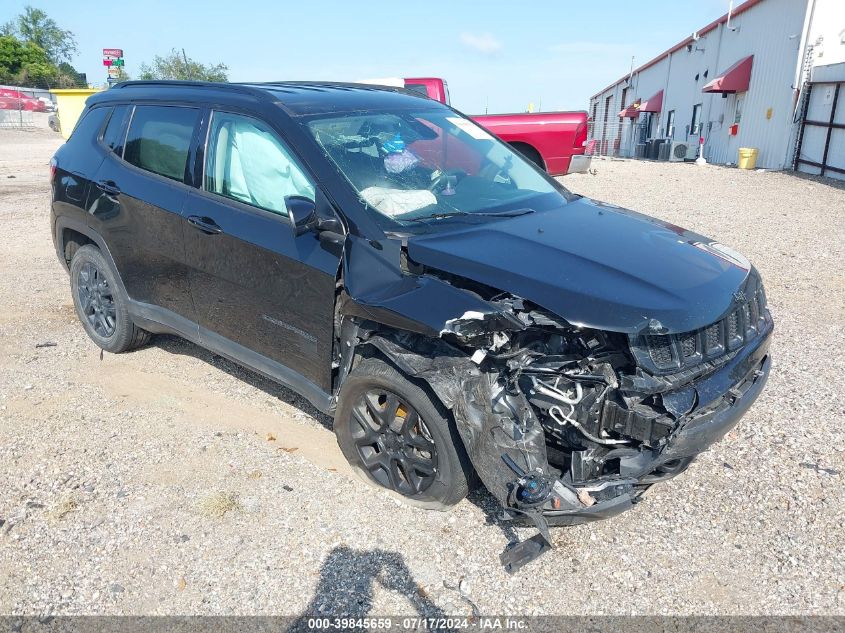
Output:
703,55,753,94
618,99,641,118
639,89,664,113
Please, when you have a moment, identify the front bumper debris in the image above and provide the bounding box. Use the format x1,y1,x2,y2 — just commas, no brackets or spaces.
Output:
353,309,772,574
500,325,771,572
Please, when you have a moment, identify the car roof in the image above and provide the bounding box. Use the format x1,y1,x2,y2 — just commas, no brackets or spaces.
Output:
88,80,439,116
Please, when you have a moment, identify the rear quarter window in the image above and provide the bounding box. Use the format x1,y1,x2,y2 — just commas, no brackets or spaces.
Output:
68,106,110,144
123,105,199,182
102,104,132,156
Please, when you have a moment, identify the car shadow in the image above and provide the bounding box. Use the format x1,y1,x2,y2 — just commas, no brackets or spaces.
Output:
151,334,522,545
150,334,334,431
287,545,446,628
465,487,521,545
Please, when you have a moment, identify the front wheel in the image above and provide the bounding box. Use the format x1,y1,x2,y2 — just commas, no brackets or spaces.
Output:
334,357,472,510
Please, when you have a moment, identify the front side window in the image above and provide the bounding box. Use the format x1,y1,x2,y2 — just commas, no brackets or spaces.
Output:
305,108,568,231
124,105,199,182
204,111,314,216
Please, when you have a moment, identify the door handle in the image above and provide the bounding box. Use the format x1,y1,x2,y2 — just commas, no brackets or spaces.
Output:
187,215,223,235
96,180,121,196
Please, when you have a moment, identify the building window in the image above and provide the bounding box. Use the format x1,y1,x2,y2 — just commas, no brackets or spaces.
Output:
734,94,745,124
666,110,676,139
690,103,703,137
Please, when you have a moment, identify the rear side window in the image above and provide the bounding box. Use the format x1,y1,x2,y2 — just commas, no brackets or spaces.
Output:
102,104,131,156
124,105,199,182
404,83,429,97
68,106,109,143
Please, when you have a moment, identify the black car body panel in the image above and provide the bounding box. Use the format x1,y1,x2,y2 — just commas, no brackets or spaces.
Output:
50,81,773,572
407,197,751,335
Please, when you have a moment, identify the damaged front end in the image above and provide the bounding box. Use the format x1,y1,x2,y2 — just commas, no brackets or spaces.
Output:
343,265,773,573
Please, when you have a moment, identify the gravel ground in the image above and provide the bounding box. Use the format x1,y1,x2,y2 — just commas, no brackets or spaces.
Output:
0,130,843,617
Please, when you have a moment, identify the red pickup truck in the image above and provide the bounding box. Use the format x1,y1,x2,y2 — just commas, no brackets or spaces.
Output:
401,77,590,176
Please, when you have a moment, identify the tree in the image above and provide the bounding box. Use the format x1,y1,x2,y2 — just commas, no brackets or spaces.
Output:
0,35,79,88
2,6,77,64
57,61,87,86
138,48,228,82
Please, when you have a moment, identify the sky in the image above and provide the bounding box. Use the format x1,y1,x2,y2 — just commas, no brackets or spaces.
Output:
4,0,735,114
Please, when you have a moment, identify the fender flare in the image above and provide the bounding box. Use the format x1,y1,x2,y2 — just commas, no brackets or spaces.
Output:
54,216,129,299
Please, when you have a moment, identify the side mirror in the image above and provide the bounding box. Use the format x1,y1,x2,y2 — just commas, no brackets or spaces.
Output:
316,215,343,234
285,196,318,236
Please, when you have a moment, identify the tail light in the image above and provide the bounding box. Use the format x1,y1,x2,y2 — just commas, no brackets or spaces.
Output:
49,157,57,182
573,121,588,149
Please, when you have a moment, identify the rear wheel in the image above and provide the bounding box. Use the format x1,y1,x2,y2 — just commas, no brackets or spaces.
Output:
69,245,150,353
334,357,472,510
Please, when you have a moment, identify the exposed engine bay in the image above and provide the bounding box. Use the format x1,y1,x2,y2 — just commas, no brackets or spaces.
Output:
341,270,772,573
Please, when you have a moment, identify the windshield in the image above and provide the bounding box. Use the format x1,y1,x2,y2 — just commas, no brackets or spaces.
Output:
305,109,570,230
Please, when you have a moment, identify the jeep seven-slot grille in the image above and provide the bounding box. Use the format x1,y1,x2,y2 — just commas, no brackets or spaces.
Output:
630,284,769,376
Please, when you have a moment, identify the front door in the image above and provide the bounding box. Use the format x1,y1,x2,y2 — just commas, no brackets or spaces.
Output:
182,110,340,392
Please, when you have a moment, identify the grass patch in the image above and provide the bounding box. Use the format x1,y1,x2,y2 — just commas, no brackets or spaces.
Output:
199,491,241,518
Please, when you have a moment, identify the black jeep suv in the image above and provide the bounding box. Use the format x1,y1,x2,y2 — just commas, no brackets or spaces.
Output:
51,81,772,570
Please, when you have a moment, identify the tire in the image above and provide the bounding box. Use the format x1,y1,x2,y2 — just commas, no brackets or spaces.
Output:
334,356,472,510
69,244,150,353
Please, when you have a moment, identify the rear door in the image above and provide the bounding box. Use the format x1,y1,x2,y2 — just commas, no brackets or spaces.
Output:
89,103,201,324
182,109,340,392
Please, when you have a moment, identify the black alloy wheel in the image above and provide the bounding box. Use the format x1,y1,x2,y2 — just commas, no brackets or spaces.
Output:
334,356,472,509
350,389,438,496
68,244,150,353
76,261,116,338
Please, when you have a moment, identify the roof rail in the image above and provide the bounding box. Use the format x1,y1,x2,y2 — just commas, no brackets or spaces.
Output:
243,80,402,93
113,80,270,99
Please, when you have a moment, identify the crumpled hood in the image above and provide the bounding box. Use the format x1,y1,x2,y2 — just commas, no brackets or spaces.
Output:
406,197,754,334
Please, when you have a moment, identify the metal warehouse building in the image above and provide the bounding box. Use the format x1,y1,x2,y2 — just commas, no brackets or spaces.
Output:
588,0,845,173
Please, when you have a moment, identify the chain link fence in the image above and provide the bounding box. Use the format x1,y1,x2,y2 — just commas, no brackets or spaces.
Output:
0,77,87,130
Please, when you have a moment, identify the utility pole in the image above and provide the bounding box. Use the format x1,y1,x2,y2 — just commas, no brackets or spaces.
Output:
182,48,190,79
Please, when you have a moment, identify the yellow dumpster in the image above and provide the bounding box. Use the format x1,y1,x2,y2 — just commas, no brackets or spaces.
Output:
49,88,102,139
738,147,759,170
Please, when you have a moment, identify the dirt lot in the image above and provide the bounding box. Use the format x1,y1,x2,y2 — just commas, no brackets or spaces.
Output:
1,129,843,617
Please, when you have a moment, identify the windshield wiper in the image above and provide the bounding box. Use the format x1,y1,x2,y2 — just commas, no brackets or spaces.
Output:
407,208,535,222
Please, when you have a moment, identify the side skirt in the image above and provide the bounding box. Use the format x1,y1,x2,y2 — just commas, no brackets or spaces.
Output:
127,300,335,415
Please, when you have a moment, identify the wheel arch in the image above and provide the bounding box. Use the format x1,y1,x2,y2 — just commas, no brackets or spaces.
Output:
508,141,546,171
54,217,129,299
336,322,465,416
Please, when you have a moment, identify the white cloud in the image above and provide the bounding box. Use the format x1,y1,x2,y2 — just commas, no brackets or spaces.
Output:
460,32,503,54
